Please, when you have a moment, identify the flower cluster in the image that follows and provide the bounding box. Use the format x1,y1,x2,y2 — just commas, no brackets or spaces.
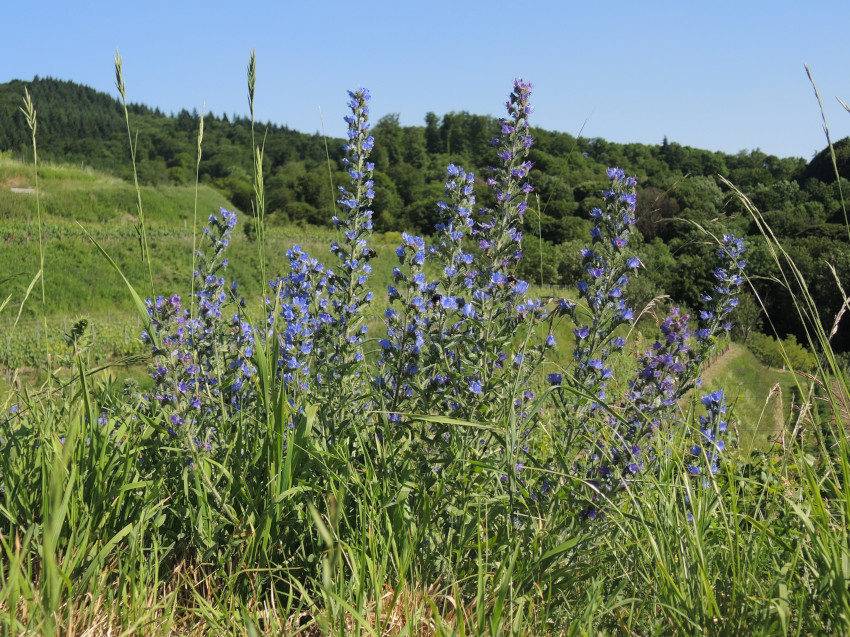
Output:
376,170,484,426
469,79,549,409
626,234,745,432
147,89,382,446
136,82,746,533
263,88,377,440
329,88,376,370
142,208,252,453
475,79,534,294
561,168,639,404
694,234,747,348
543,168,746,517
378,80,548,432
481,79,534,227
269,246,332,391
375,231,433,422
689,389,729,477
626,307,694,434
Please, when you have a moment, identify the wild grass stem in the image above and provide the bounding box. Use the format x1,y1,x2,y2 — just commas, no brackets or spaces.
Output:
114,51,155,300
19,90,51,387
247,50,268,291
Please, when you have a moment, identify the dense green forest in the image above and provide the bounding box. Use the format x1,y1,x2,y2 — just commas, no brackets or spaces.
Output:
1,76,848,352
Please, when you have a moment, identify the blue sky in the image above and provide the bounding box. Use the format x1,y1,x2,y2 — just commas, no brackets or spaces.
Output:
2,0,848,159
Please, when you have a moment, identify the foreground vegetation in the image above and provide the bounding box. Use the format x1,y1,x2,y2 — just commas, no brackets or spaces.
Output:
0,62,848,636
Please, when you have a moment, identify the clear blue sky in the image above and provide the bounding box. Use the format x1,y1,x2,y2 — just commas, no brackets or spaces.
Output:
2,0,848,160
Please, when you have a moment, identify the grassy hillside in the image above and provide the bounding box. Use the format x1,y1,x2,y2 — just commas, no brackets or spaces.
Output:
697,343,802,452
0,154,401,315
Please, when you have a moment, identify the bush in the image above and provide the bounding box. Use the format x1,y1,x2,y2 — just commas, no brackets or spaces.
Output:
749,331,816,370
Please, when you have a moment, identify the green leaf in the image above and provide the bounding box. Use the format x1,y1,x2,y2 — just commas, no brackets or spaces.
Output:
77,222,161,350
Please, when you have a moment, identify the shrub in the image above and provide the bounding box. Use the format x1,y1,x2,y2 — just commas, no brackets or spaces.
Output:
749,331,816,370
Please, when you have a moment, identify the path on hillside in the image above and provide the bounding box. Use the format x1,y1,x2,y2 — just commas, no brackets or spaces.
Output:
694,342,785,448
699,342,740,386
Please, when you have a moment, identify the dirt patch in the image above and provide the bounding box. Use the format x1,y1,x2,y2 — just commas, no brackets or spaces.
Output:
1,175,29,188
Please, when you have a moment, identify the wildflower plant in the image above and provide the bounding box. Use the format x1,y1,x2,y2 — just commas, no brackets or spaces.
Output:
540,168,747,517
625,234,746,441
375,163,483,425
468,79,548,415
327,87,376,376
140,207,259,468
377,81,548,474
690,389,729,477
266,87,376,444
375,229,432,423
129,80,747,550
563,168,639,405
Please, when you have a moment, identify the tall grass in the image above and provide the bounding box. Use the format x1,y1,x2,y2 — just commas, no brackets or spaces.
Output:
247,50,268,292
190,104,205,317
18,92,46,359
114,51,155,300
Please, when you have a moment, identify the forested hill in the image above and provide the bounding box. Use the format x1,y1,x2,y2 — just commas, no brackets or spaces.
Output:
1,76,849,350
0,77,340,203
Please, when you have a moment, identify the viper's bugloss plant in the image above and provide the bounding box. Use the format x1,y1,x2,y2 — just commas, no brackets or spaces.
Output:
143,208,252,455
138,84,746,537
542,168,746,517
265,88,376,445
255,81,747,527
628,236,745,423
328,87,375,372
564,168,639,405
377,81,549,503
690,389,729,477
470,79,548,407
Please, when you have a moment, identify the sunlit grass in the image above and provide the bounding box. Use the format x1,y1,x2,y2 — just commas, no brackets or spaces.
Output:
698,342,802,452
